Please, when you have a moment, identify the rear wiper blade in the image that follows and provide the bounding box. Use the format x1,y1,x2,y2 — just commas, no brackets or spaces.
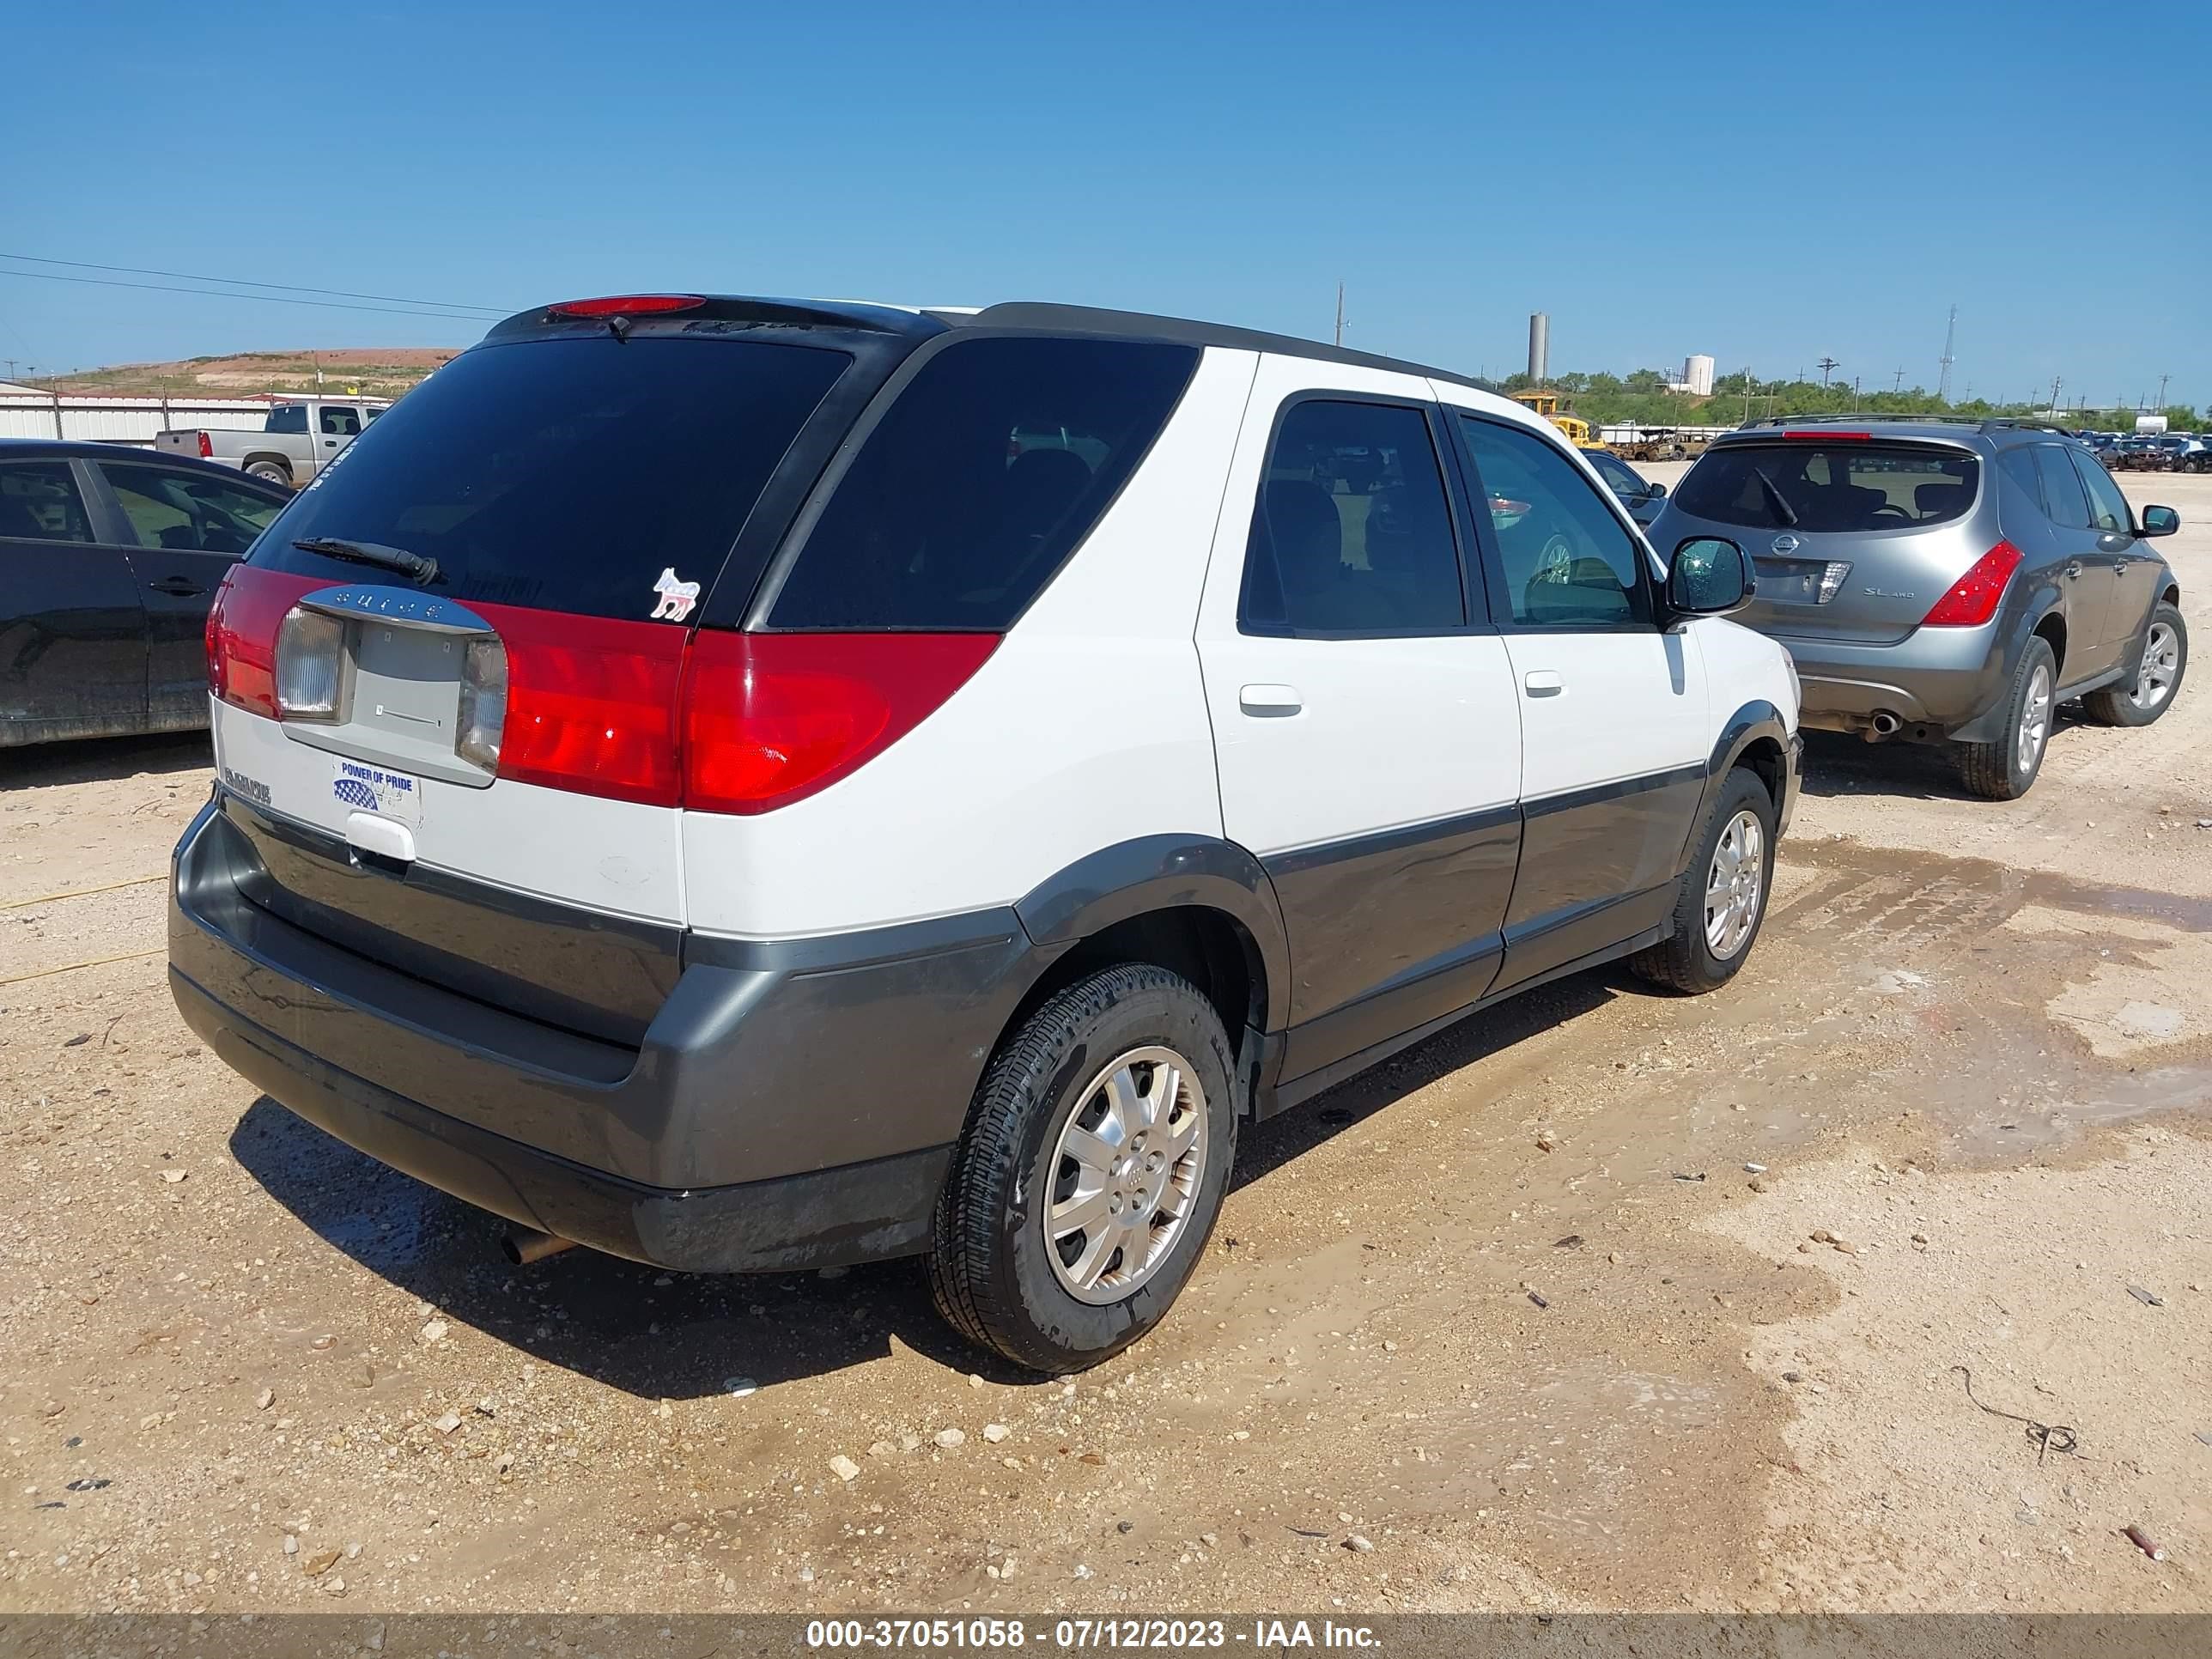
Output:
1752,467,1799,529
292,537,440,586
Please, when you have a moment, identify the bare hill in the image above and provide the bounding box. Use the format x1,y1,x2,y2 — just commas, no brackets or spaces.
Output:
36,349,459,398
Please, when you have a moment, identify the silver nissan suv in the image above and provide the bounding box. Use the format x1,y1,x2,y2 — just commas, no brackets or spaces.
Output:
1649,416,2186,798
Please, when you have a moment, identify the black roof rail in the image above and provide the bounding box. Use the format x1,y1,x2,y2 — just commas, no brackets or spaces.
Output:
1744,412,1983,428
1741,412,2076,439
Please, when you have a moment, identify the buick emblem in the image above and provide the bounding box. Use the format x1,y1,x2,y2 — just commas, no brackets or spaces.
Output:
1771,534,1801,555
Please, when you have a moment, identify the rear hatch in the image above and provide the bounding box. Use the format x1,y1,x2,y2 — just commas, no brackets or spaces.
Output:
1663,436,1986,643
199,305,889,1045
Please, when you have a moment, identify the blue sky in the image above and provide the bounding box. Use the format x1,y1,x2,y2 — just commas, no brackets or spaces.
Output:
5,2,2204,409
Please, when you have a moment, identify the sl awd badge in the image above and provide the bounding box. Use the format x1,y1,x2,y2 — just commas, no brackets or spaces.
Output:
649,568,701,621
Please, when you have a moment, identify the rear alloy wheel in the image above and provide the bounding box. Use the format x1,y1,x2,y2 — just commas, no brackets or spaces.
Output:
2082,601,2187,728
245,461,291,487
1957,636,2057,800
1631,767,1776,994
927,964,1236,1373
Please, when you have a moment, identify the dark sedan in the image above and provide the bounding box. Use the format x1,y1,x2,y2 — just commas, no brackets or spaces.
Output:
1580,445,1671,526
1,439,290,749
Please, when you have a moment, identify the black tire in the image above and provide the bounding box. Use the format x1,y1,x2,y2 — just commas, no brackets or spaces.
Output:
1956,635,2057,799
1630,767,1776,995
2081,599,2187,728
245,460,291,487
927,964,1237,1374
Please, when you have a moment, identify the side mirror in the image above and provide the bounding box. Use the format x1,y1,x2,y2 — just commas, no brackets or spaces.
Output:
1643,481,1668,501
1668,537,1753,615
2139,505,2180,538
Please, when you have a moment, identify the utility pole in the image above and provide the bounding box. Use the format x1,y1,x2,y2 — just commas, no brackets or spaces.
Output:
1937,304,1957,403
1816,356,1840,386
1893,367,1906,392
1741,368,1755,427
2155,372,2169,411
1334,283,1346,349
2048,375,2063,417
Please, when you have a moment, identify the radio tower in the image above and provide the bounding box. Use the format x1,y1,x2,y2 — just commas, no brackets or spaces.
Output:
1937,304,1957,404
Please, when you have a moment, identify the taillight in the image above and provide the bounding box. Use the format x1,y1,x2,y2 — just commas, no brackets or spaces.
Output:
682,633,999,815
1921,540,2023,628
205,566,324,716
197,432,213,459
475,605,688,807
1783,430,1869,441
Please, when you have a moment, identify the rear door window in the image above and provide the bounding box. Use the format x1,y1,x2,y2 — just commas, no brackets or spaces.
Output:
1996,447,2044,511
0,462,94,544
768,335,1197,630
1238,398,1463,635
2069,450,2134,534
2033,445,2093,529
265,406,308,434
99,462,283,554
253,336,851,619
1674,443,1978,532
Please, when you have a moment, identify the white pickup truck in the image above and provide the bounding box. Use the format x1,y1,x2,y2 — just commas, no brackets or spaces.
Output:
155,396,392,489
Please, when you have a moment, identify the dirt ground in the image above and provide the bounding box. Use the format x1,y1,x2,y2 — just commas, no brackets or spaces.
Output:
3,471,2209,1620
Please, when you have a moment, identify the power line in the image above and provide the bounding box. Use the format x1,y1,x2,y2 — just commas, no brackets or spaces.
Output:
0,267,501,323
0,252,510,315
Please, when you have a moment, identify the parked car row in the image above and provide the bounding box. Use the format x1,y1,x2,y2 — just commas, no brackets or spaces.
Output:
4,295,2187,1376
2084,431,2204,472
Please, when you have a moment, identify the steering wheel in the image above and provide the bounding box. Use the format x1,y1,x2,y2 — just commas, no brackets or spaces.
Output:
1870,503,1913,522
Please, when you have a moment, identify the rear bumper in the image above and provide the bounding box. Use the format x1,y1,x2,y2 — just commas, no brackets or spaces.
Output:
170,794,1040,1271
1778,622,2007,736
173,967,951,1271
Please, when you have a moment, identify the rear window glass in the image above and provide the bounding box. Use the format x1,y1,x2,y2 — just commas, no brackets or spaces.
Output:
265,406,307,434
769,336,1198,630
1674,443,1979,532
253,337,849,618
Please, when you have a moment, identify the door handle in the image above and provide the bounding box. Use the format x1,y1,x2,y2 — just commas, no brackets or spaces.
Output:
1523,670,1565,697
148,576,205,597
2064,561,2083,579
324,439,339,447
1238,683,1302,717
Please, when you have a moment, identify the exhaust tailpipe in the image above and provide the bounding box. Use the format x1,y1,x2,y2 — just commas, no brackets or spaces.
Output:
502,1229,576,1266
1869,711,1903,738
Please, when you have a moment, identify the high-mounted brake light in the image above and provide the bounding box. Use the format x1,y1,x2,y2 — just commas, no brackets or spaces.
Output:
1922,540,2023,628
546,295,706,318
196,432,213,459
1783,430,1869,441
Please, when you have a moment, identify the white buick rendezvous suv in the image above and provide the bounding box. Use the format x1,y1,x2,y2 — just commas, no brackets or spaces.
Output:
171,295,1800,1372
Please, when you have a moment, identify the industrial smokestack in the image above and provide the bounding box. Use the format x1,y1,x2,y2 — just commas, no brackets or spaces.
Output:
1528,313,1549,383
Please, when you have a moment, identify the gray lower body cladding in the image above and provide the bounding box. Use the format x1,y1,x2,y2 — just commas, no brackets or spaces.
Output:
169,796,1036,1270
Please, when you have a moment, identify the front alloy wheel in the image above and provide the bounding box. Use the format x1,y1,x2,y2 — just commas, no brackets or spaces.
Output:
2130,620,2181,713
1704,809,1765,961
